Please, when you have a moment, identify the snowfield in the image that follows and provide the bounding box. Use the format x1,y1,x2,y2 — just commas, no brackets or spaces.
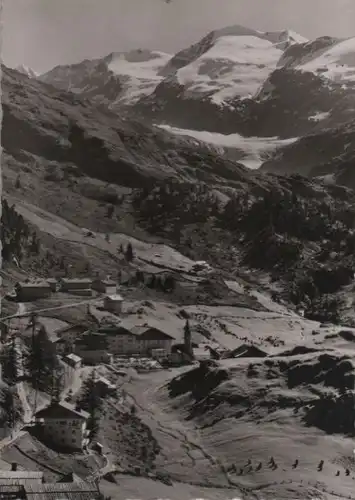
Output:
299,37,355,83
176,35,284,102
158,124,299,169
107,49,172,104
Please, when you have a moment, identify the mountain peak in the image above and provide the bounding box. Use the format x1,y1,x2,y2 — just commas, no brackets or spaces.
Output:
15,64,38,78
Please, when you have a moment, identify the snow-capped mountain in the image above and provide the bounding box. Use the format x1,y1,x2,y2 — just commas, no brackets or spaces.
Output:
38,26,306,111
15,65,38,78
39,49,172,107
135,31,355,139
37,25,355,155
159,25,308,103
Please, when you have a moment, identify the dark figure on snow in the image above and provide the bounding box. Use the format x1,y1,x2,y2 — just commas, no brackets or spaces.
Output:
292,459,299,469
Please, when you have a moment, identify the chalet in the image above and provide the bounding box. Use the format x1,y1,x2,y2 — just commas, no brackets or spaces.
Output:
103,294,124,314
60,278,93,295
15,282,52,302
97,323,174,356
64,353,82,370
92,278,117,295
34,401,90,451
54,324,88,344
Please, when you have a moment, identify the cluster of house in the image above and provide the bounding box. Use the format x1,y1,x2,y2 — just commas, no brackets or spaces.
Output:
52,322,175,364
0,464,101,500
15,276,123,306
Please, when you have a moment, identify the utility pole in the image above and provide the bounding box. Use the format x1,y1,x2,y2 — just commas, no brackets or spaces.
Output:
30,313,38,413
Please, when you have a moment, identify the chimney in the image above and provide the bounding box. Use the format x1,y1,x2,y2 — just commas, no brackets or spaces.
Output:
11,462,17,471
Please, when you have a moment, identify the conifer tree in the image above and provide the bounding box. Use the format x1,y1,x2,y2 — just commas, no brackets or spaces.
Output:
79,370,102,438
125,242,134,262
2,337,18,384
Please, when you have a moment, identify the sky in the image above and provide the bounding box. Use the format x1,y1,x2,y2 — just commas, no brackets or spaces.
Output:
2,0,355,74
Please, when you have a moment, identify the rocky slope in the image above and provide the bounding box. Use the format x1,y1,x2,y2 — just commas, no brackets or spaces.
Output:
4,62,355,326
39,49,172,107
3,64,255,189
133,32,355,134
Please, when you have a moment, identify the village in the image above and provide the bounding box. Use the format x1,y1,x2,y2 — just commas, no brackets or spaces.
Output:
0,268,221,500
2,242,353,500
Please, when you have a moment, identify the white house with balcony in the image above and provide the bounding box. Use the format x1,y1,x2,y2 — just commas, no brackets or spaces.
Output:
34,401,90,451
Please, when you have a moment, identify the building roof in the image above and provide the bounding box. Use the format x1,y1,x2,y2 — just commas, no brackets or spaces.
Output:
65,354,82,363
97,377,116,388
94,278,116,286
129,324,175,340
17,281,51,289
55,324,88,336
25,480,100,500
61,278,93,284
105,294,123,301
35,401,89,421
0,472,43,480
97,323,174,340
0,484,24,494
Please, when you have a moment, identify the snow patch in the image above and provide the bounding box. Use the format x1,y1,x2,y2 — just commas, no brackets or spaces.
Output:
107,49,172,104
158,124,299,169
176,35,283,101
308,111,330,122
299,37,355,83
15,65,38,78
317,173,336,185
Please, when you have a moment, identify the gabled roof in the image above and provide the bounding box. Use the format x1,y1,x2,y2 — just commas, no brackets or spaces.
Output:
17,281,51,289
61,278,93,284
0,472,43,479
97,377,116,388
105,294,123,301
0,485,24,494
35,401,89,420
55,324,88,336
25,480,100,500
93,278,116,286
129,324,175,340
65,354,82,363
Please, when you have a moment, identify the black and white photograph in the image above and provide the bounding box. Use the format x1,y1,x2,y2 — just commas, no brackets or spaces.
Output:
1,1,355,499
